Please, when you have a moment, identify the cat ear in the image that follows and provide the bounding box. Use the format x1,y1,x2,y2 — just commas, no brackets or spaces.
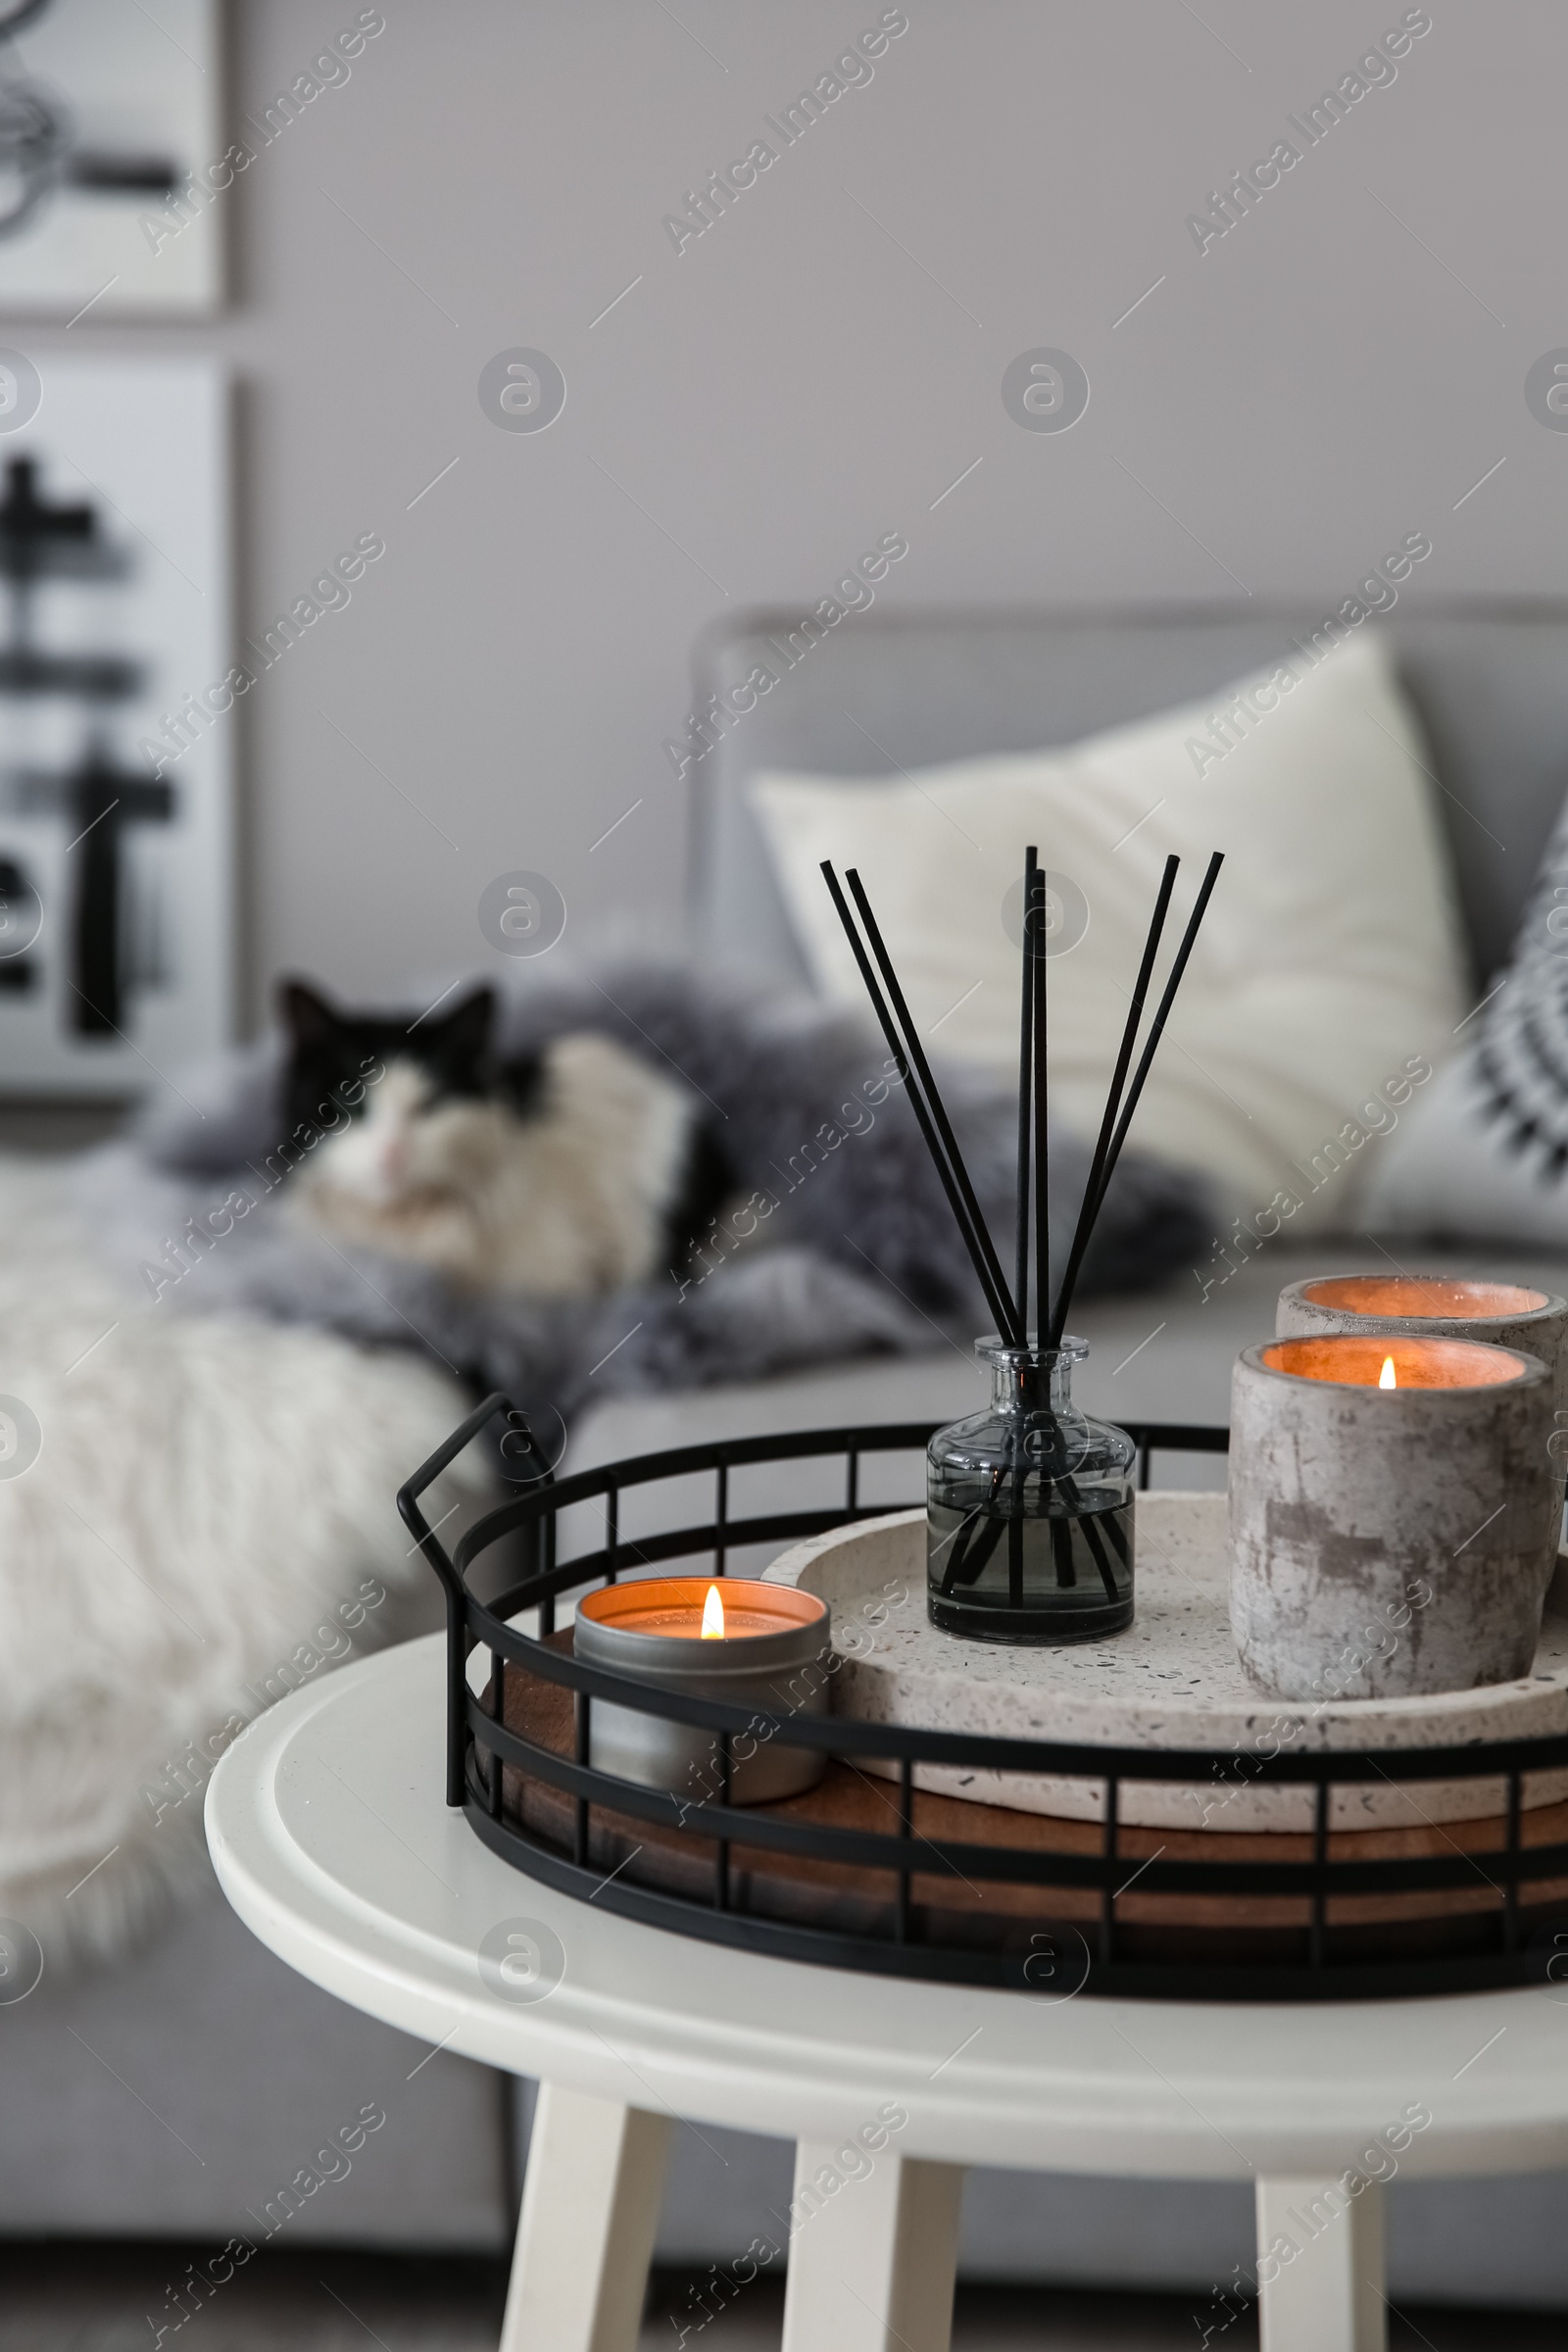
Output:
499,1051,545,1115
278,978,340,1048
434,984,496,1065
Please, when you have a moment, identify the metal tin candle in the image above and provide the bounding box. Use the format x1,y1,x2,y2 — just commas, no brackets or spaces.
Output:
1230,1334,1558,1700
1276,1275,1568,1413
572,1576,831,1803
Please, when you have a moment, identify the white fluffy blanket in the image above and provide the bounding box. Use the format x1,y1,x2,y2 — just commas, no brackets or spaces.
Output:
0,1152,490,1971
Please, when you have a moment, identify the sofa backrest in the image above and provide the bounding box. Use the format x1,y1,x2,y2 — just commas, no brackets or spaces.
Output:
690,605,1568,992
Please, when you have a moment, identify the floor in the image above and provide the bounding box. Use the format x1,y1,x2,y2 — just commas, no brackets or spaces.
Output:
0,2244,1559,2350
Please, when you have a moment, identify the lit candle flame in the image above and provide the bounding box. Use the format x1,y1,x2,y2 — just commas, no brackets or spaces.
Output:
701,1583,724,1639
1379,1355,1396,1390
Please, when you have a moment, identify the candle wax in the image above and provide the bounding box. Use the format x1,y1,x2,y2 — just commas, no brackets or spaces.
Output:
602,1601,804,1640
1300,1275,1548,1319
1261,1334,1526,1389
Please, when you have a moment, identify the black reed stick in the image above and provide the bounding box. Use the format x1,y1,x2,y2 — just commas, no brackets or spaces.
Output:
1007,849,1039,1611
821,861,1022,1346
842,866,1023,1345
1050,855,1179,1345
1051,850,1224,1346
1014,847,1037,1339
1090,850,1224,1217
1032,866,1050,1350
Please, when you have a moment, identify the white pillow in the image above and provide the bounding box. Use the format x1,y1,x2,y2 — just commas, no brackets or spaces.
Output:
750,632,1466,1235
1363,787,1568,1244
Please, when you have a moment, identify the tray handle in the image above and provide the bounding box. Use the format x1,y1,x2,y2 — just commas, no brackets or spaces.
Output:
397,1391,553,1806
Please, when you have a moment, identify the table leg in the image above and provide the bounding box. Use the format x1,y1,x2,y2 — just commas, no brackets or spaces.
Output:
1255,2175,1387,2352
780,2137,963,2352
499,2082,671,2352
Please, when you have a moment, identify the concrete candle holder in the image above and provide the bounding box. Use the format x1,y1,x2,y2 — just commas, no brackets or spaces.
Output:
1230,1333,1558,1701
1276,1274,1568,1412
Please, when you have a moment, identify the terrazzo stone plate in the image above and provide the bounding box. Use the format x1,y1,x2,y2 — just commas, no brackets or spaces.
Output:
763,1494,1568,1833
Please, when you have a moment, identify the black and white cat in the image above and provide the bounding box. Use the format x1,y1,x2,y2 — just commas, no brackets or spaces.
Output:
277,979,729,1298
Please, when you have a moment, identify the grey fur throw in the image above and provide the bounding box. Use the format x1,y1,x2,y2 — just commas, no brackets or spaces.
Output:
74,962,1210,1433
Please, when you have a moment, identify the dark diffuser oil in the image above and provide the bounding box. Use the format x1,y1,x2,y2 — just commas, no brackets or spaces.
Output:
926,1495,1135,1643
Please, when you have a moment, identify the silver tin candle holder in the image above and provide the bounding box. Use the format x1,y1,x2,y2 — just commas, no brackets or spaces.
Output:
1230,1333,1558,1701
572,1576,831,1805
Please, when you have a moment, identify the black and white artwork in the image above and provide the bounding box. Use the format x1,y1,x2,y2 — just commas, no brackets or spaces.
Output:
0,0,220,317
0,356,232,1094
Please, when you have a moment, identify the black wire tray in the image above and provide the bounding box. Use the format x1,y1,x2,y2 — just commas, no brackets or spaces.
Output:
399,1394,1568,2002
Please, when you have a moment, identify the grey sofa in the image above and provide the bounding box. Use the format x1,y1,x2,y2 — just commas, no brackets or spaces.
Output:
14,601,1568,2308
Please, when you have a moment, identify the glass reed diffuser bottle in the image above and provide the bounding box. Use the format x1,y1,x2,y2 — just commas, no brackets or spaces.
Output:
819,840,1221,1652
928,1336,1135,1642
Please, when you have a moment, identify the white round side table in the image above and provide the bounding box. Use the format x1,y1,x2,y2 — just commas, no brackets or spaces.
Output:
206,1632,1568,2352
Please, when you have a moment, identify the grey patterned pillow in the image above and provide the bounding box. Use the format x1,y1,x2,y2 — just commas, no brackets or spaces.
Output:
1471,808,1568,1175
1363,800,1568,1238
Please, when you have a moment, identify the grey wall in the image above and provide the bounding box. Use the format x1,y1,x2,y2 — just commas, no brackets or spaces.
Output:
30,0,1567,1024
